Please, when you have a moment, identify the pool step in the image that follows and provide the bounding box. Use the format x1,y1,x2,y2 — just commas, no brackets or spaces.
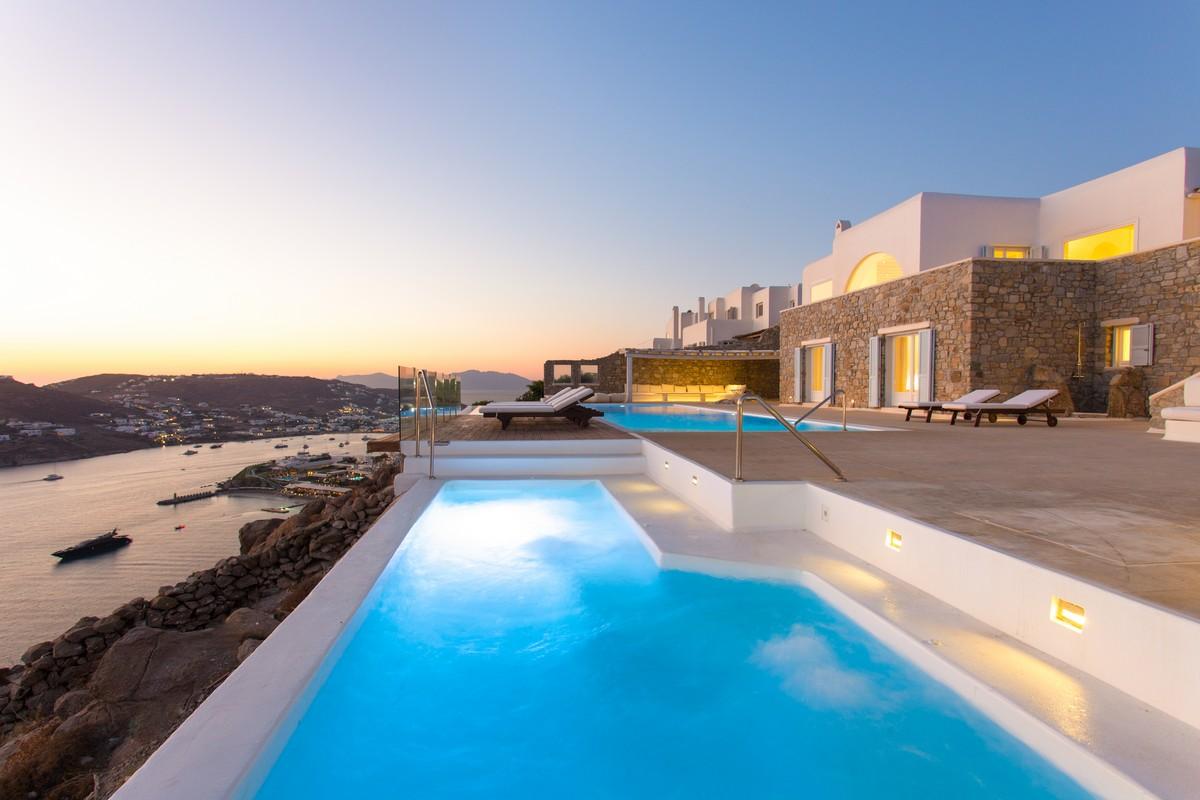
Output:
397,439,642,458
406,451,646,478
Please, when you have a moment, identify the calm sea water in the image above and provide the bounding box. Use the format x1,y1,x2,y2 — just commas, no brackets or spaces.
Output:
252,480,1089,799
0,435,381,664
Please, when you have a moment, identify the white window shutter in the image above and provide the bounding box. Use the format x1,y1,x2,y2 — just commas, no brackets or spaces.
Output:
1130,323,1154,366
793,348,803,403
868,336,881,408
917,328,934,403
822,343,835,402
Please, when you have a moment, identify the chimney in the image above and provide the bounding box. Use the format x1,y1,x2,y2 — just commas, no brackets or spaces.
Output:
672,306,680,340
698,296,706,321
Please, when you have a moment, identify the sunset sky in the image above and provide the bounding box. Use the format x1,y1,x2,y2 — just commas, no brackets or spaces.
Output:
3,1,1197,385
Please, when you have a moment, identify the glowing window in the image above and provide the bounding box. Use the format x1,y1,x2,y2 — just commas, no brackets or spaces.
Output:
845,252,903,293
1063,224,1135,261
991,246,1030,259
809,280,833,303
1109,325,1132,368
808,346,824,394
891,334,920,394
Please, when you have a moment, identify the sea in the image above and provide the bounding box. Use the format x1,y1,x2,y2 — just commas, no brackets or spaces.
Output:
0,435,382,664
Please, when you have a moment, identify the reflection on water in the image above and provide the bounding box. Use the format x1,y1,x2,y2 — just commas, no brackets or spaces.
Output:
0,436,379,663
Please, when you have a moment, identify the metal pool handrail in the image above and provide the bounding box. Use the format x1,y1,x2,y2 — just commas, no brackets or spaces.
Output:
734,392,847,482
793,388,848,430
415,369,437,478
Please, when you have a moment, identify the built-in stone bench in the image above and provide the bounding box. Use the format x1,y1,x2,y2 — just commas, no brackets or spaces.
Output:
1161,375,1200,443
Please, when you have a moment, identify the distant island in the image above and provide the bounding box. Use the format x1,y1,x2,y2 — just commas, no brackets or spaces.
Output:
338,369,532,392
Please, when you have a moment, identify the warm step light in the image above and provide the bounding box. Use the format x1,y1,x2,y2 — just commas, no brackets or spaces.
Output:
690,475,699,486
885,529,903,551
1051,597,1086,633
663,460,670,470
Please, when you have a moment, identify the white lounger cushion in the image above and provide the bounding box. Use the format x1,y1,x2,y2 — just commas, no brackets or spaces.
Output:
943,389,1058,411
898,389,1000,410
483,387,592,414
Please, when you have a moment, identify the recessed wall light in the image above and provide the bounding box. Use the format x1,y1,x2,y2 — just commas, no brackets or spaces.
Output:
1051,597,1086,633
885,529,903,551
663,460,670,470
690,475,699,486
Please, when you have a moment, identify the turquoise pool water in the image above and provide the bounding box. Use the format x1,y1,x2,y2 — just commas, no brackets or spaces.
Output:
585,402,862,433
249,480,1089,799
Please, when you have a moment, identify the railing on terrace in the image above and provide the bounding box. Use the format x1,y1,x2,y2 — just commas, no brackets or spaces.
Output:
397,365,459,477
734,390,847,482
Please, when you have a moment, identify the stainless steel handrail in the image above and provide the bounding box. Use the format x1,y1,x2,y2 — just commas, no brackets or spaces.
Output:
794,389,847,429
416,369,437,478
734,392,846,482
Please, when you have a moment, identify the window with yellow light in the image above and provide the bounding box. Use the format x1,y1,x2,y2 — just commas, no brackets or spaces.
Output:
1108,325,1133,368
809,280,833,303
845,252,902,293
808,346,824,395
991,246,1030,259
1063,224,1135,261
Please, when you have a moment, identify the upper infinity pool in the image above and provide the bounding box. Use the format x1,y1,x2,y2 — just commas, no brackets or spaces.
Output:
247,480,1088,799
585,402,869,433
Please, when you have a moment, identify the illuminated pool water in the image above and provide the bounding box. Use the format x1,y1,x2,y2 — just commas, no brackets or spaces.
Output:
248,480,1089,798
584,402,867,433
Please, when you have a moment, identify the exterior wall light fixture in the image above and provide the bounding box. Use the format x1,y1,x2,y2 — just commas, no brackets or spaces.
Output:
885,529,903,551
1051,596,1086,633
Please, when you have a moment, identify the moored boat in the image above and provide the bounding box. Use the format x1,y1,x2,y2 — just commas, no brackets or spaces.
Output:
43,474,63,482
52,529,131,561
183,449,198,456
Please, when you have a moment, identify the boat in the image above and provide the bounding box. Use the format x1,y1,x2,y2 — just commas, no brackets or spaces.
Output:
52,529,131,561
183,449,198,456
261,506,291,514
302,444,309,450
361,435,369,441
338,442,346,448
43,474,64,482
274,443,289,449
209,443,223,449
328,437,335,441
174,524,186,531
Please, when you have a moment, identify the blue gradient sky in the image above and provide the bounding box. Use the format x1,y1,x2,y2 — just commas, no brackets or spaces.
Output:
3,1,1197,383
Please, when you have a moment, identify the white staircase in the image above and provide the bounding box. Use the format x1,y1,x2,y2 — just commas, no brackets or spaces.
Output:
402,439,645,478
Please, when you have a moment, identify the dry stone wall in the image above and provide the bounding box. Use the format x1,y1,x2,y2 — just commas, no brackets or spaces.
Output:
0,467,400,736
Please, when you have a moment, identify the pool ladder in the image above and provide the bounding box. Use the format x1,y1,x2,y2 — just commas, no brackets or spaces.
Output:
412,369,449,478
733,391,847,482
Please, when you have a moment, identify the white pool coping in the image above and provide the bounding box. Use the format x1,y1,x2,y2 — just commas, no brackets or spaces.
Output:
114,469,1200,799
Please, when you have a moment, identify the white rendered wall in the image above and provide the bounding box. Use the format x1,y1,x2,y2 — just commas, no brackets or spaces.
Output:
802,194,923,301
918,193,1040,267
1039,147,1197,255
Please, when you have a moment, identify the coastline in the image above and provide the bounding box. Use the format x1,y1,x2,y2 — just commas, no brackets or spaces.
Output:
0,462,404,798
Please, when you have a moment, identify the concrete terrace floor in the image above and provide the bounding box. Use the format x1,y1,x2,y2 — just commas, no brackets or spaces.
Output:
646,405,1200,621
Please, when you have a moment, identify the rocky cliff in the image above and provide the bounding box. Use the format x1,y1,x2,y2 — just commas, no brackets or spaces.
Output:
0,462,405,799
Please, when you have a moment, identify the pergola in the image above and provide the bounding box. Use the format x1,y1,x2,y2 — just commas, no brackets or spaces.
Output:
622,348,781,402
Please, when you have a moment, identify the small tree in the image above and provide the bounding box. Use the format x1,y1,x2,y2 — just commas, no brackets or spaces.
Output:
516,380,544,401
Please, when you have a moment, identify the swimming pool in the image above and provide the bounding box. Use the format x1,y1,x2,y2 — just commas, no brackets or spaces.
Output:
247,480,1088,798
586,402,865,433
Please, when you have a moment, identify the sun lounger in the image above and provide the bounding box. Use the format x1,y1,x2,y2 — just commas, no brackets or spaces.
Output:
943,389,1061,427
898,389,1001,422
481,387,603,429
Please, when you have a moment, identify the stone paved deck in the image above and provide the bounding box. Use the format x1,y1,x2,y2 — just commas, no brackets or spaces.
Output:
646,406,1200,620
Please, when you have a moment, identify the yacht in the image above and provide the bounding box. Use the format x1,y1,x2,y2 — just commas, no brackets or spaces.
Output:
183,450,198,456
43,474,63,482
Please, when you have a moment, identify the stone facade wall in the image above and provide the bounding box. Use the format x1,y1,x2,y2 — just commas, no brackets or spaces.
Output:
543,351,625,394
632,357,779,398
1093,240,1200,402
778,261,974,406
965,260,1097,412
778,239,1200,414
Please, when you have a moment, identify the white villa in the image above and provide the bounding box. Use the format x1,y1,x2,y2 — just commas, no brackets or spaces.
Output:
802,146,1200,303
654,283,798,349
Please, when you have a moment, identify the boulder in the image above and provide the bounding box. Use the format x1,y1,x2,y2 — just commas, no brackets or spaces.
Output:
238,517,285,555
20,642,52,665
224,607,278,642
1108,367,1148,418
236,639,261,663
1026,365,1074,415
